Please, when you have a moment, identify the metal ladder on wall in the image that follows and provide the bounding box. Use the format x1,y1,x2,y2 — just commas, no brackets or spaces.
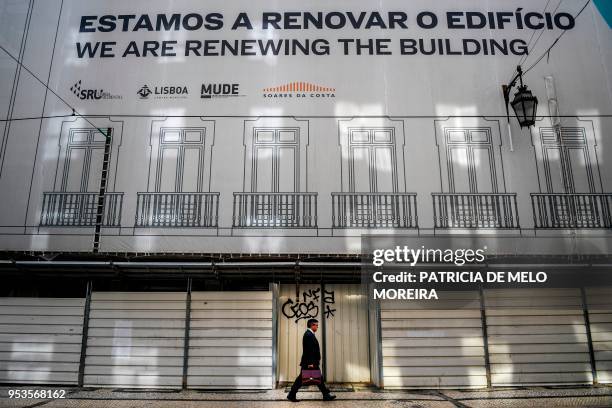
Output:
92,128,112,253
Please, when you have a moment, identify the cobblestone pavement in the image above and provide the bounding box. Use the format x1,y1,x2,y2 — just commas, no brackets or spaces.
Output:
0,385,611,408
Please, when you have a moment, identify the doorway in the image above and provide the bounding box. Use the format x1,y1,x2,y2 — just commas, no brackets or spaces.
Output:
276,284,370,384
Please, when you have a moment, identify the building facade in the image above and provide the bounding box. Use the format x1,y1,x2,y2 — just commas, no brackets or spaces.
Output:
0,0,611,389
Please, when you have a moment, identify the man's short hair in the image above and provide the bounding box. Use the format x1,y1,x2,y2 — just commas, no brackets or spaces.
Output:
307,318,319,328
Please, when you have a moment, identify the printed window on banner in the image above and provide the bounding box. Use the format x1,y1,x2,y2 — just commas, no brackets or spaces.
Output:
539,127,598,224
60,128,108,193
45,127,113,227
249,128,300,224
152,127,207,224
444,128,497,223
445,128,497,194
251,128,299,193
348,128,398,223
155,128,206,193
540,128,595,194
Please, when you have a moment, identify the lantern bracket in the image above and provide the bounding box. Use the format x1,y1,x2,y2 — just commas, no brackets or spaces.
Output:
502,65,526,124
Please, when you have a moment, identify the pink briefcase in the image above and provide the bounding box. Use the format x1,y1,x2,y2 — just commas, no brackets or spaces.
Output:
301,369,322,385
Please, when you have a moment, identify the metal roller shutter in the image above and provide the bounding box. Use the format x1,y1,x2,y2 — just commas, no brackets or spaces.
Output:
187,291,273,389
0,297,85,384
485,288,592,386
380,291,487,389
585,287,612,384
277,284,321,384
324,284,370,383
84,292,186,388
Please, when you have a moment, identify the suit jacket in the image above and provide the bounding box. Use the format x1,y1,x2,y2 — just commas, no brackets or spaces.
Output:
299,329,321,368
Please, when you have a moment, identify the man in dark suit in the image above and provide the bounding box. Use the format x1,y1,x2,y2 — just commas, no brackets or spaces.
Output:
287,318,336,402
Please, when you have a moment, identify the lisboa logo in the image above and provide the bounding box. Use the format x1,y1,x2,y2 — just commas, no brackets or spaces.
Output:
137,85,152,99
137,84,189,99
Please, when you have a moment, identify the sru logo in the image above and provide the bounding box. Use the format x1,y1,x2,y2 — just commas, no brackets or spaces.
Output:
201,83,240,99
78,89,104,100
70,80,103,100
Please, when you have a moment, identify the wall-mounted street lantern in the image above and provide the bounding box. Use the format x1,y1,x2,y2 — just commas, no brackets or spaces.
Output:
503,65,539,128
502,65,539,151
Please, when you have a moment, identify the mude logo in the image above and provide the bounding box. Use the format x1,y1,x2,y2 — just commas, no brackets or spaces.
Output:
201,83,243,99
70,80,122,101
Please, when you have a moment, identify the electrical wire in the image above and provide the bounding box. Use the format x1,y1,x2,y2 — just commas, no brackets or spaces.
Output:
507,0,591,84
507,0,556,84
0,45,108,136
0,114,609,123
523,0,591,76
517,0,554,67
519,0,564,68
0,114,75,122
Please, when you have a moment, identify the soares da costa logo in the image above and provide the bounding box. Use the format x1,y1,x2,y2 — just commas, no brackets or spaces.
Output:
263,82,335,99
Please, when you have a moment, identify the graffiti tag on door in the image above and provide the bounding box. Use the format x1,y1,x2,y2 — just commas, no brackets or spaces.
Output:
282,288,336,323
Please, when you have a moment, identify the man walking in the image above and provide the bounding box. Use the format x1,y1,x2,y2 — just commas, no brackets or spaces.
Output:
287,318,336,402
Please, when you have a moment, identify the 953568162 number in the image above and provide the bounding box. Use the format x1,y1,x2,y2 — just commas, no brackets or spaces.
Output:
8,389,66,399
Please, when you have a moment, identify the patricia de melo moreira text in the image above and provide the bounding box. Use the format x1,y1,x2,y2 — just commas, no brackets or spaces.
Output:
370,246,548,300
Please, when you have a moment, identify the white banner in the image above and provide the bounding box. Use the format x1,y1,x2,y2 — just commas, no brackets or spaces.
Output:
0,0,610,254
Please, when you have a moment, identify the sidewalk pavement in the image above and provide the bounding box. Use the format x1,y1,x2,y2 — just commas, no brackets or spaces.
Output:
1,385,611,408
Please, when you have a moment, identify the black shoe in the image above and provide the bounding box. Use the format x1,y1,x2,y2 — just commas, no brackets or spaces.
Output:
323,394,336,401
287,393,299,402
